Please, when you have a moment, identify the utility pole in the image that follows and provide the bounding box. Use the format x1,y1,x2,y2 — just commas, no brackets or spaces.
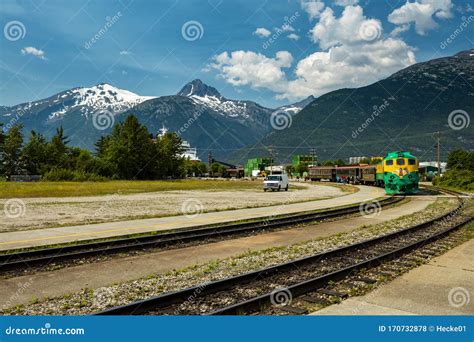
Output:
309,148,317,167
436,131,441,176
208,152,213,177
268,146,274,175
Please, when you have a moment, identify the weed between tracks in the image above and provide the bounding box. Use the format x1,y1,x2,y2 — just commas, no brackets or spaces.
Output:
1,198,464,315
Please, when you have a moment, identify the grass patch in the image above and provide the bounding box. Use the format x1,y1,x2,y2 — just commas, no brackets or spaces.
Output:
0,179,307,198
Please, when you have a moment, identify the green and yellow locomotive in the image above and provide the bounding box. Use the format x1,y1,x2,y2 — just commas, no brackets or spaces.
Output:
380,151,419,195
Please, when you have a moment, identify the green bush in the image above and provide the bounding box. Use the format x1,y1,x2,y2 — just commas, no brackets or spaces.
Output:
433,169,474,191
42,168,108,182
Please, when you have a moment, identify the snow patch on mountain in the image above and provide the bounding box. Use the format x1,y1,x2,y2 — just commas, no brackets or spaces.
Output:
48,83,156,120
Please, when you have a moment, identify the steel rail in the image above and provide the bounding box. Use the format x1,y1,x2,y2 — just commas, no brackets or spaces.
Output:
96,194,467,316
0,196,402,271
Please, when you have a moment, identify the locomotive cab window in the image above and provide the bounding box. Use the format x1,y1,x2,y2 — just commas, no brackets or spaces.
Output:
386,160,393,166
396,158,405,165
408,159,416,165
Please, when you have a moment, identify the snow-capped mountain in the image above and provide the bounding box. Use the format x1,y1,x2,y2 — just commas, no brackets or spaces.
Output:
177,79,274,120
0,79,313,159
275,95,315,115
1,83,155,122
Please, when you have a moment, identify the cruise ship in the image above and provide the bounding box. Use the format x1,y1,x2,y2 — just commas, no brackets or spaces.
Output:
157,125,200,161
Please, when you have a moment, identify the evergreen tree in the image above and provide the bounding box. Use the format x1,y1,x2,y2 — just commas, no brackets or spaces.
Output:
105,115,157,179
3,124,25,176
22,130,48,174
46,126,70,169
0,123,5,176
94,135,110,158
155,132,185,178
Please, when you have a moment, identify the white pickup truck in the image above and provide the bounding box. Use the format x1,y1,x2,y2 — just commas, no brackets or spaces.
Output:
263,174,289,192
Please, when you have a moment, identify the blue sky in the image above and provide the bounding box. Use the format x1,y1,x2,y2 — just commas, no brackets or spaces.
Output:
0,0,473,108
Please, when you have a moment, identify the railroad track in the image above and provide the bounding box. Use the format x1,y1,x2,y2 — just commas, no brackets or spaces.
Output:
0,196,402,272
96,190,470,315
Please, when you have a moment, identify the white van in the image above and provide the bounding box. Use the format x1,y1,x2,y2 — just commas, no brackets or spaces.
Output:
263,174,289,192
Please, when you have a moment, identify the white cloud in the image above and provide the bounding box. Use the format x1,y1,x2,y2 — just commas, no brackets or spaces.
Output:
334,0,359,6
253,27,271,38
390,24,410,36
282,38,416,100
287,33,300,41
212,5,416,101
310,6,383,49
281,24,295,32
388,0,453,35
210,51,292,92
300,0,325,20
119,50,131,55
21,46,46,60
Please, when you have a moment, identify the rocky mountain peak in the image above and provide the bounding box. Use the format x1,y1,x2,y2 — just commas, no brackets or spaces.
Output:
177,79,222,98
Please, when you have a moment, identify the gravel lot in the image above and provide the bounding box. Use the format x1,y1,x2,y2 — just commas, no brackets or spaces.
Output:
0,182,345,232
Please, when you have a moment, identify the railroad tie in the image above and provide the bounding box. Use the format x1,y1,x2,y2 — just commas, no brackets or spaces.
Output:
300,295,329,305
357,277,377,284
318,289,349,299
278,305,308,315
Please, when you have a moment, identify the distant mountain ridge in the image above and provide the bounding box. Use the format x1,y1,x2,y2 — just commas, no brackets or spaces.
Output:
232,49,474,164
0,79,313,160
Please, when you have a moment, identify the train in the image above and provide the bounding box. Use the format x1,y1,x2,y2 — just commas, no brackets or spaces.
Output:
308,151,420,195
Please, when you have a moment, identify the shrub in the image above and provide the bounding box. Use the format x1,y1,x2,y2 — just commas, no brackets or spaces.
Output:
433,169,474,191
42,168,108,182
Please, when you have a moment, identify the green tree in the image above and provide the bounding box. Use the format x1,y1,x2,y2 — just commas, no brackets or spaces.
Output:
94,135,111,158
105,115,157,179
22,130,48,174
447,149,474,171
3,124,25,176
0,123,5,176
296,163,309,176
46,126,70,169
155,132,185,178
285,165,294,176
210,162,220,175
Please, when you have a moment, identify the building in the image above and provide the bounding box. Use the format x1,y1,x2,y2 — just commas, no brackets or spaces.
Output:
157,125,200,161
419,161,447,173
244,157,273,177
348,156,368,164
292,155,315,177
